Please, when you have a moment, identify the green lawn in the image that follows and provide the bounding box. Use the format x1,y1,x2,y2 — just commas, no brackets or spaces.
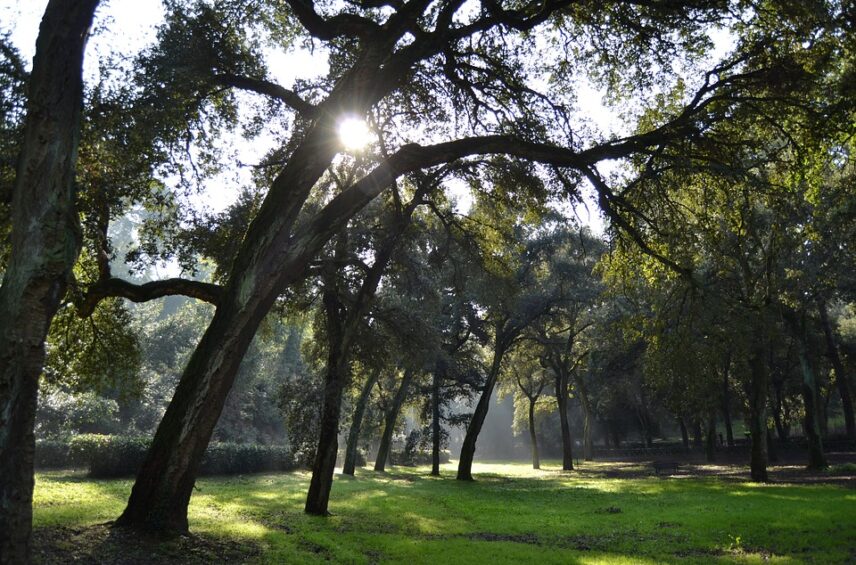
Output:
33,461,856,564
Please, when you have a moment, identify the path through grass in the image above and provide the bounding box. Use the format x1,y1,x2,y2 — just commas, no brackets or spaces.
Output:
33,461,856,563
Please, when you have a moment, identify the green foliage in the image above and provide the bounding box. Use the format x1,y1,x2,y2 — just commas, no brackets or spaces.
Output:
34,434,297,478
44,298,142,397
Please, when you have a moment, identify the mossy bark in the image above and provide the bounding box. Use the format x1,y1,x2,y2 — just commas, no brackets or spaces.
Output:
0,1,98,562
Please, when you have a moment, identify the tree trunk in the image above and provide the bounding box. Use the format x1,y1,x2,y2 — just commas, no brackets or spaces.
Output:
573,373,593,461
0,1,99,561
796,343,827,470
457,346,505,481
431,368,442,476
691,421,702,448
747,339,769,482
374,369,415,472
818,300,855,442
528,398,540,469
556,370,574,470
722,372,735,447
678,417,689,450
304,363,346,515
342,368,380,476
771,380,789,445
705,411,716,462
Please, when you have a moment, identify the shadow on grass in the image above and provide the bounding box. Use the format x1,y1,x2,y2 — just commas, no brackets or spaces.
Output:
33,462,855,564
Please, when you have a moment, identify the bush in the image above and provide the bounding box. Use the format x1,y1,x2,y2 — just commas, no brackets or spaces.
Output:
36,434,298,477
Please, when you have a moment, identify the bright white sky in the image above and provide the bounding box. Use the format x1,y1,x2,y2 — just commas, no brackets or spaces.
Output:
0,1,733,242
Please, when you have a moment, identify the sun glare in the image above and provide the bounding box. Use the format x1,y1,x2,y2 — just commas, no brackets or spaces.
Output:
338,117,372,150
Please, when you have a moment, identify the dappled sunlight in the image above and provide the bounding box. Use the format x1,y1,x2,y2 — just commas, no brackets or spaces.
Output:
32,467,856,563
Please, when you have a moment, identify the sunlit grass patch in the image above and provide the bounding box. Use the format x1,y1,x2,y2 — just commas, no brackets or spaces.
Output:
33,461,855,564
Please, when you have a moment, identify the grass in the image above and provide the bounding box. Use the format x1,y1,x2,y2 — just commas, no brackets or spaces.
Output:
33,460,856,564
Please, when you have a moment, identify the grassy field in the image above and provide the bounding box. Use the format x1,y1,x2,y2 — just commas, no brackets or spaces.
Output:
33,461,856,564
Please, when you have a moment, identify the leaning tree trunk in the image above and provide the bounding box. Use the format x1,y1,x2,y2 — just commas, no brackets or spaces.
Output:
556,370,574,470
0,1,99,562
374,369,415,472
457,346,505,481
342,369,380,476
528,397,540,470
818,300,855,442
431,368,442,476
305,269,350,516
305,361,348,515
114,54,398,533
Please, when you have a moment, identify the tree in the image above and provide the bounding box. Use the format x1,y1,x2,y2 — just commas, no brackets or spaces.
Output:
59,0,804,532
0,1,100,561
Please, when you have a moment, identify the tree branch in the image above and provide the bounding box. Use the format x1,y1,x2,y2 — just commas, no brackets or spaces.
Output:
213,73,317,116
78,277,224,318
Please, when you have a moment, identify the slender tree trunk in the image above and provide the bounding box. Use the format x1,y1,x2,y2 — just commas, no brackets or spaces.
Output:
527,397,540,469
431,368,442,476
796,344,827,470
305,362,346,515
705,411,717,462
747,339,770,482
457,345,506,481
573,373,593,461
375,369,415,472
722,372,735,447
0,2,99,561
692,421,703,448
342,368,380,476
818,300,855,442
556,370,574,470
771,380,788,444
678,417,689,449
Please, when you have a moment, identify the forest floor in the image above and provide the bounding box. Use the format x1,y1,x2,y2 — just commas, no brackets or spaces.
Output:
32,458,856,564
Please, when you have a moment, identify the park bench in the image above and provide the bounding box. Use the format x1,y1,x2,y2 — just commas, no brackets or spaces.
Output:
652,460,680,476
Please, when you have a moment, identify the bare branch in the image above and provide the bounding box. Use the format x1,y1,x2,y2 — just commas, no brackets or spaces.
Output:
78,277,224,318
213,73,317,116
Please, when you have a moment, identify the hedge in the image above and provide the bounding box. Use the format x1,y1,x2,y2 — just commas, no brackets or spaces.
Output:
35,434,298,478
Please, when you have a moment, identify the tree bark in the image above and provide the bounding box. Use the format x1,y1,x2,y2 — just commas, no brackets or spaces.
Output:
528,397,540,469
678,417,689,449
342,368,380,476
0,1,99,561
747,338,770,482
573,373,593,461
692,421,703,448
431,368,442,476
374,369,415,472
818,300,855,442
705,411,716,462
796,341,827,470
457,345,506,481
556,369,574,470
722,370,735,447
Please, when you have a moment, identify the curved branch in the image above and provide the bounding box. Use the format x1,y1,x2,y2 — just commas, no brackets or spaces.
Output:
78,277,224,317
283,0,380,40
213,73,317,116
